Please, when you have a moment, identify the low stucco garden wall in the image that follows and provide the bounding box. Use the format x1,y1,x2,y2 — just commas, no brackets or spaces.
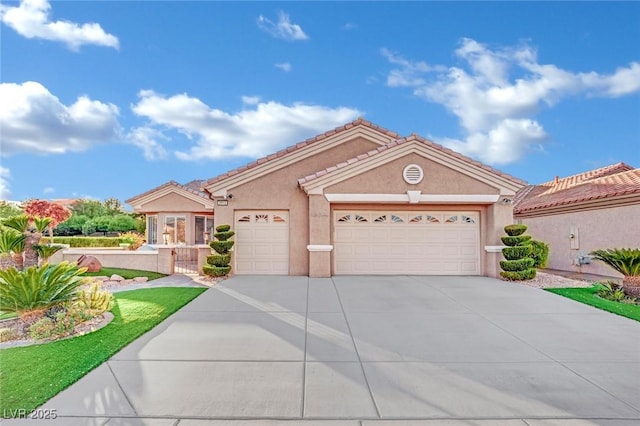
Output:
49,248,173,275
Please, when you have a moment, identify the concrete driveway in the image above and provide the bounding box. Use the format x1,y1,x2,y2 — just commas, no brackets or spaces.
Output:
21,276,640,425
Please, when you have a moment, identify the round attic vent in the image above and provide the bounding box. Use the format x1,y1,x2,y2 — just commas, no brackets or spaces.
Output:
403,164,424,184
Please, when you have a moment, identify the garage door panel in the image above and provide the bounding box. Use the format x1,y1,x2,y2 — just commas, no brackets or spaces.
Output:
235,211,289,275
334,210,479,275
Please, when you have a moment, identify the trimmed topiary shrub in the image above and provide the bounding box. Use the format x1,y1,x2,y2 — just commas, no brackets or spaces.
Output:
530,240,550,268
504,224,528,236
203,224,234,277
500,224,536,281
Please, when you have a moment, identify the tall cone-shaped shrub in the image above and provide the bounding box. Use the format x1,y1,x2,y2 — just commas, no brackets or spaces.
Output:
500,224,536,280
203,224,235,277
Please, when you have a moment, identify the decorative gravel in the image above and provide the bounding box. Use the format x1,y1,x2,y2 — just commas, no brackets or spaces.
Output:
514,271,596,289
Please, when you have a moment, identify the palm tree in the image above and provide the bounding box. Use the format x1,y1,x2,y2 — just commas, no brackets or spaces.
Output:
0,230,26,270
590,248,640,297
3,215,52,268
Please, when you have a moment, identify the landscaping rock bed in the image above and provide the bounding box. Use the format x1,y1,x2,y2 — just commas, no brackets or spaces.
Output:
86,274,149,289
514,271,595,289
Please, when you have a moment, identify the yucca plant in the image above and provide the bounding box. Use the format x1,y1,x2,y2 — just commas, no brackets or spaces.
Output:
589,248,640,297
0,262,88,313
0,231,26,270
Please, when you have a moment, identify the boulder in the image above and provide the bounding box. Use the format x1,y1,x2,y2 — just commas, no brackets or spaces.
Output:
110,274,125,282
133,276,149,283
77,255,102,273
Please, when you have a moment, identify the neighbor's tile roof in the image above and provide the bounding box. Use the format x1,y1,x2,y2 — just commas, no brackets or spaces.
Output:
202,118,400,188
514,163,639,214
297,134,527,186
126,180,209,204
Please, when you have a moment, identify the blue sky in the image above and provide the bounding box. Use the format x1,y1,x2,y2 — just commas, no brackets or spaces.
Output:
1,0,639,205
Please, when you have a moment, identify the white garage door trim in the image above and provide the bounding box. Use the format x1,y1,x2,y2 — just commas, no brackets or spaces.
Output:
334,210,480,275
234,210,289,275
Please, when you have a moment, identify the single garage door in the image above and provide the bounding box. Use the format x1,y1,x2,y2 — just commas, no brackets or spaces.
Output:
234,211,289,275
334,210,479,275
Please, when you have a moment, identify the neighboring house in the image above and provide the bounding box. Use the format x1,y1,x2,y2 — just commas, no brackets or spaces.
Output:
126,180,215,245
514,163,640,278
185,118,525,277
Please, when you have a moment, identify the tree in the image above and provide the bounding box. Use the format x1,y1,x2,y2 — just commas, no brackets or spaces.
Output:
54,214,89,236
70,199,108,218
103,197,124,215
107,214,137,232
24,199,71,240
0,201,22,219
85,216,111,235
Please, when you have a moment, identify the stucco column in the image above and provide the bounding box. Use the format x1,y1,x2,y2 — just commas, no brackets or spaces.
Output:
196,245,212,276
484,202,514,278
156,246,174,275
308,194,332,277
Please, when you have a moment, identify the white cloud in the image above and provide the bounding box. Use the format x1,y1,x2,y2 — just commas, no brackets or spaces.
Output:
127,127,168,161
275,62,292,72
0,0,119,50
0,81,121,155
42,186,55,194
257,12,308,41
0,167,11,199
383,38,640,164
241,96,261,105
131,90,362,161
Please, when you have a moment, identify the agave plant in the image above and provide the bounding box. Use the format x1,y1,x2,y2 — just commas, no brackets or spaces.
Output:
590,248,640,297
2,215,52,268
0,230,26,270
0,262,88,313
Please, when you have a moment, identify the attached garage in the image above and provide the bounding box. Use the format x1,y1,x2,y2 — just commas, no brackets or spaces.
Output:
333,210,480,275
234,211,289,275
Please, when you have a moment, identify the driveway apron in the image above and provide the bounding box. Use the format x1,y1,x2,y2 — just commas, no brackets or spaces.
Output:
18,275,640,425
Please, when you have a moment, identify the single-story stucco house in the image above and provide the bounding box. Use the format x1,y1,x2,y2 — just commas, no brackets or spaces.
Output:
514,162,640,278
128,119,528,278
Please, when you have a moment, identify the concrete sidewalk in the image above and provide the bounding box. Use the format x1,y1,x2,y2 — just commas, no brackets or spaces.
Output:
7,275,640,425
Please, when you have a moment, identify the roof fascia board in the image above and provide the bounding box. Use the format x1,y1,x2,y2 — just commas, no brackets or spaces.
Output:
303,143,521,195
205,126,395,195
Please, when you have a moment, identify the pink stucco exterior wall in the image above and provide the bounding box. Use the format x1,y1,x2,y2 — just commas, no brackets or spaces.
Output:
519,203,640,278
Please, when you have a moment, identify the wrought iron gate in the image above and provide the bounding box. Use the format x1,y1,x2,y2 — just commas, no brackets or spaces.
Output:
172,246,199,274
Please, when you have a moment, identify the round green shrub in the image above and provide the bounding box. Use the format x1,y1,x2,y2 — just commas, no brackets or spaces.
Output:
203,265,231,277
500,258,535,271
206,254,231,267
215,224,231,233
500,269,537,281
501,235,532,247
530,240,550,268
502,245,532,260
214,231,235,241
209,240,234,254
504,224,528,236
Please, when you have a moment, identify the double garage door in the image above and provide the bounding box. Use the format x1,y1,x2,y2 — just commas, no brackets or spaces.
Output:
234,209,480,275
334,210,480,275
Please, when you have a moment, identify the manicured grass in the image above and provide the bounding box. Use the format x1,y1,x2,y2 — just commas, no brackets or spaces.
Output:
0,287,206,414
81,267,166,281
546,286,640,322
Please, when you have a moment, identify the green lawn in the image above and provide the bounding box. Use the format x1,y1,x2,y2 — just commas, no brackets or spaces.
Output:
546,286,640,322
81,267,166,281
0,287,206,414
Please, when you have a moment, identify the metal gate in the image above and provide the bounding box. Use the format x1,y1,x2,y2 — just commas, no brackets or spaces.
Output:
172,246,199,274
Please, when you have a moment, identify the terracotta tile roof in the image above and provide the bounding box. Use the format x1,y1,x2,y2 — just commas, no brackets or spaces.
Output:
514,163,640,214
203,118,400,188
298,134,527,187
126,180,209,204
